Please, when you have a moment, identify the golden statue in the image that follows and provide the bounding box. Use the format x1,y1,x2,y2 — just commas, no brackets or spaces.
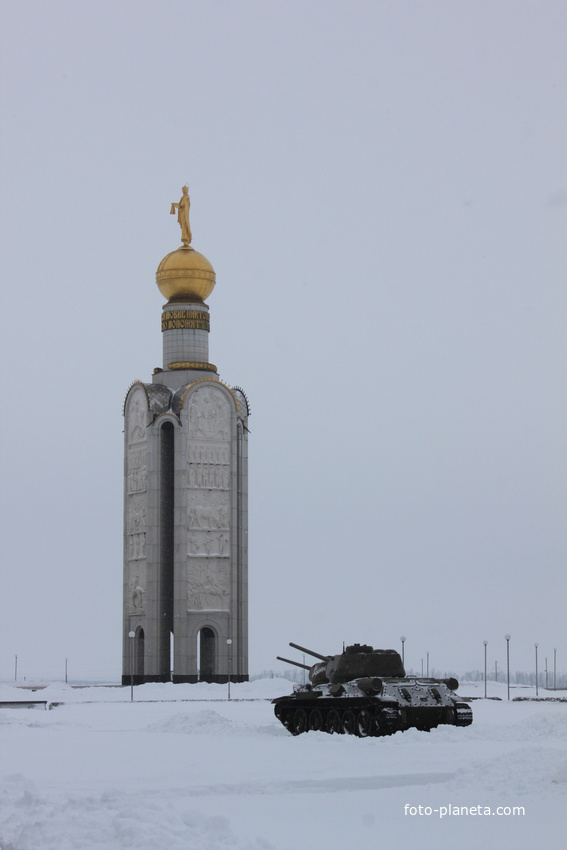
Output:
170,185,192,246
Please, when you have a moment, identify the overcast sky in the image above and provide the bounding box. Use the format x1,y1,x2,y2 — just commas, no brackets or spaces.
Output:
0,1,565,682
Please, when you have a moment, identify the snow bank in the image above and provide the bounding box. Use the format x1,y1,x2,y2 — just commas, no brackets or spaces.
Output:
0,677,294,706
1,678,565,850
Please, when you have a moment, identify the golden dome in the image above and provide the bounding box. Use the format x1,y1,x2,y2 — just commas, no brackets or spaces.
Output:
156,246,216,303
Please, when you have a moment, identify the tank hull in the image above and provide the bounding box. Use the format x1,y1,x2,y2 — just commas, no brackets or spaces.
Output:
273,678,473,737
274,644,473,737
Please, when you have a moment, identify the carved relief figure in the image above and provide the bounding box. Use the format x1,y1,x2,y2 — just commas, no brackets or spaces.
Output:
129,565,146,613
188,463,230,490
128,498,146,533
187,530,230,557
188,491,229,530
128,467,147,494
188,534,200,554
187,387,230,441
203,532,214,555
128,393,146,443
188,444,230,464
187,561,229,611
170,185,192,246
132,578,145,611
217,532,228,556
127,449,147,494
128,533,146,560
129,449,146,469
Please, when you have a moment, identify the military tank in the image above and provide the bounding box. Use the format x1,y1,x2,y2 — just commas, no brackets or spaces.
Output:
273,642,472,737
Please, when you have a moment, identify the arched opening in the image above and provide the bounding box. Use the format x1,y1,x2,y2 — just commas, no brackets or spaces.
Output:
134,627,145,678
198,627,216,681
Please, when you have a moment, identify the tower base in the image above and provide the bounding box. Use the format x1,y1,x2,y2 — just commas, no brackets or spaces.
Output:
121,674,249,686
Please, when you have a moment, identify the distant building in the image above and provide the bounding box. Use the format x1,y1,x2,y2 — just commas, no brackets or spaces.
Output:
122,189,249,683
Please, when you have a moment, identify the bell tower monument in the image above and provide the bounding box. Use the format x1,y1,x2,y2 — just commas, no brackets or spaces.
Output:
122,188,250,684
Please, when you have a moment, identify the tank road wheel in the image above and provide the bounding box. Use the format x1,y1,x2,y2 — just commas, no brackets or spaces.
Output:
326,708,341,734
356,709,373,738
384,707,400,736
278,709,293,733
376,707,399,737
308,708,323,732
291,707,308,735
341,709,356,735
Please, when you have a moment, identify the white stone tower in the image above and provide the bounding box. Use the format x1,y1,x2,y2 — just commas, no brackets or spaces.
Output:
122,188,249,683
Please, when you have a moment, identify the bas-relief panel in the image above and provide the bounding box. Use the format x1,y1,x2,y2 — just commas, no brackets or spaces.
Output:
126,391,148,497
187,491,229,530
126,388,148,608
188,444,229,464
129,565,146,614
188,530,230,556
187,386,231,442
128,494,146,533
187,464,230,489
128,391,147,443
127,533,146,560
185,387,232,613
127,448,147,494
187,558,230,612
186,403,231,528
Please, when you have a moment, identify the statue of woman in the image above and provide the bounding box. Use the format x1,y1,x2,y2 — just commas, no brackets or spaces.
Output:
170,185,192,245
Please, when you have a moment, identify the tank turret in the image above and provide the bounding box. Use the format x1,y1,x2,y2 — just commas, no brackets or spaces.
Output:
273,641,472,737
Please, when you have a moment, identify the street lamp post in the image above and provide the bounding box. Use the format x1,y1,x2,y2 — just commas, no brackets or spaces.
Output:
14,654,18,683
483,641,488,698
534,643,539,697
421,658,424,677
400,636,406,667
495,660,498,683
226,639,232,700
553,648,557,692
128,631,135,702
545,657,548,690
426,651,430,678
505,634,511,701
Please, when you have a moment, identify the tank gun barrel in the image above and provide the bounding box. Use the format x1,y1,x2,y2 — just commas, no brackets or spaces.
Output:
276,656,311,671
289,642,331,662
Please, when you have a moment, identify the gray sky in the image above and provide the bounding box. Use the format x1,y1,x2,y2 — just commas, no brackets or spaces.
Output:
1,0,565,681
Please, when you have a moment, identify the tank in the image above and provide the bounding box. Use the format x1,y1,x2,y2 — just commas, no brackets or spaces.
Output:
273,642,473,737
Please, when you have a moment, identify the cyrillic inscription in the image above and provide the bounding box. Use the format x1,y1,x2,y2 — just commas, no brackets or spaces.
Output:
161,309,210,332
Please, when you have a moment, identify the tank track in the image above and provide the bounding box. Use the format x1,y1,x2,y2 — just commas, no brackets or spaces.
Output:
454,702,473,726
274,697,473,736
274,698,401,737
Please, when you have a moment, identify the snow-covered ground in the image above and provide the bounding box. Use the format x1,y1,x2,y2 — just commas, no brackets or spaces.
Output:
1,679,565,849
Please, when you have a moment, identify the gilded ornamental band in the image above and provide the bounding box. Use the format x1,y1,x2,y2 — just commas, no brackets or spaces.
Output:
161,309,210,332
168,361,218,372
157,268,215,281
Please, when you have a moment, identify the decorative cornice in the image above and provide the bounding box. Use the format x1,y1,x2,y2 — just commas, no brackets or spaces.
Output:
232,386,251,417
